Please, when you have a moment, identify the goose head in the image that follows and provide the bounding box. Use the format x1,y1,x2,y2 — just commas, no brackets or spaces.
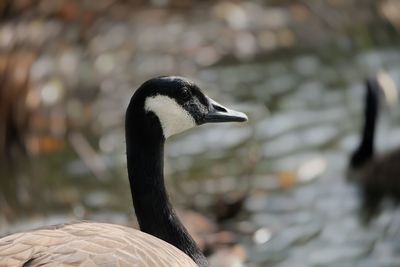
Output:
127,76,248,139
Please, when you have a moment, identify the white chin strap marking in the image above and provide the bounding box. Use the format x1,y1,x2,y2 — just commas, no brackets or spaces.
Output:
145,95,196,138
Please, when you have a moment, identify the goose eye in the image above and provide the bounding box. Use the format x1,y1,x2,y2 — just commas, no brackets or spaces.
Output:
180,88,191,101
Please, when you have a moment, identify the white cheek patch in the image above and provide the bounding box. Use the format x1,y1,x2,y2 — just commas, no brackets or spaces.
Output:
145,95,196,138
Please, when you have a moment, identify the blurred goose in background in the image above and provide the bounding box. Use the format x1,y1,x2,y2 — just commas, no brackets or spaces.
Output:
349,72,399,222
0,76,248,267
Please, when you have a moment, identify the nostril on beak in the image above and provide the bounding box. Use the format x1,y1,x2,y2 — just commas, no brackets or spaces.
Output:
212,104,227,113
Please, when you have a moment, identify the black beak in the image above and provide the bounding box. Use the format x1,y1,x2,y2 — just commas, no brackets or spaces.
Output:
202,97,248,123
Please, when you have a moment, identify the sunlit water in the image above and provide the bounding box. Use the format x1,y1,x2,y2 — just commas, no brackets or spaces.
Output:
2,47,400,266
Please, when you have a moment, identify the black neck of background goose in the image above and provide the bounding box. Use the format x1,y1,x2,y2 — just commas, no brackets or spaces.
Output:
125,97,209,267
350,78,379,168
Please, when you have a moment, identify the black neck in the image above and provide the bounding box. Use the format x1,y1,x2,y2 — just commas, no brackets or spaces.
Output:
125,107,209,267
351,78,379,168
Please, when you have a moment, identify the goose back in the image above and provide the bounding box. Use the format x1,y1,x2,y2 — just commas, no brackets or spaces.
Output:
0,222,198,267
357,149,400,218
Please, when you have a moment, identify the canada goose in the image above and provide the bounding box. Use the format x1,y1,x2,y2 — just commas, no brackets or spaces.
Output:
0,76,248,267
349,75,400,222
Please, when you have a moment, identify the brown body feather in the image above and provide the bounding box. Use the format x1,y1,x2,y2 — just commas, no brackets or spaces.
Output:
0,222,197,267
354,149,400,221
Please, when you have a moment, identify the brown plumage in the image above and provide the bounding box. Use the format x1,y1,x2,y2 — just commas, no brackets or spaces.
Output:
0,222,197,267
352,149,400,221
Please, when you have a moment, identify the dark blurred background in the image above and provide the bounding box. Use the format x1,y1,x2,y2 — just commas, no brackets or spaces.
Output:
1,0,400,266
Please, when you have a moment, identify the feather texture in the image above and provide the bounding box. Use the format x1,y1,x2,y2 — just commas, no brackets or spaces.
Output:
0,222,198,267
